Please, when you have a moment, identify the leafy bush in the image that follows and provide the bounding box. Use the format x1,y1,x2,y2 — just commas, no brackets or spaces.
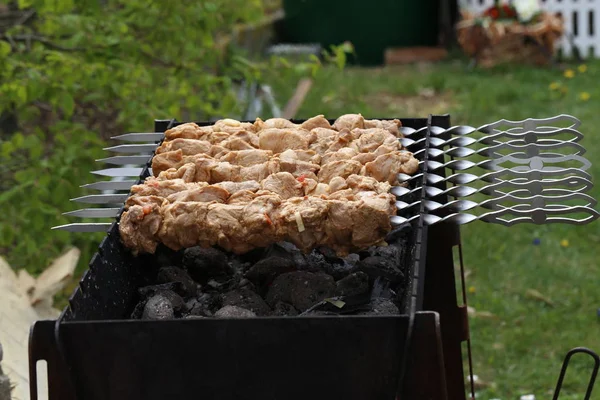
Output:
0,0,344,275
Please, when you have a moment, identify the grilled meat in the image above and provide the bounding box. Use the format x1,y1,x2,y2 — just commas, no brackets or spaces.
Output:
120,114,417,257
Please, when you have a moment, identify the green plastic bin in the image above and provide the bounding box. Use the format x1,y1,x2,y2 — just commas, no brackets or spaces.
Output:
279,0,440,66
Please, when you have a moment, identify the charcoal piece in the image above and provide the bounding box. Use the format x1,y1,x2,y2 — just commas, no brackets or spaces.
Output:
323,254,360,280
304,251,330,272
158,290,186,313
138,282,184,298
265,271,335,312
264,242,308,269
238,278,256,292
385,225,412,245
221,289,271,316
142,294,175,320
186,292,217,317
154,245,184,269
215,305,256,318
358,256,404,283
131,300,147,319
183,246,232,283
359,298,400,315
157,267,199,298
244,257,296,293
369,245,402,266
334,272,369,297
273,301,298,316
371,276,392,299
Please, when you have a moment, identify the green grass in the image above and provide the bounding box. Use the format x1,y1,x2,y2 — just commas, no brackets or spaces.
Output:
268,60,600,399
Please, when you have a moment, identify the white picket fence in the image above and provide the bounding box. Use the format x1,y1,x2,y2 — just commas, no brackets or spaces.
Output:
460,0,599,58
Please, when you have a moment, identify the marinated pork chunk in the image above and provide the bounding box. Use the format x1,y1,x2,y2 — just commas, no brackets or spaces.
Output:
317,159,363,183
258,128,310,154
219,149,273,166
119,203,163,254
352,129,399,153
332,113,365,131
261,172,303,199
364,118,402,137
165,186,230,204
254,117,298,131
300,115,331,131
164,123,212,140
156,138,212,155
212,118,256,134
363,151,419,184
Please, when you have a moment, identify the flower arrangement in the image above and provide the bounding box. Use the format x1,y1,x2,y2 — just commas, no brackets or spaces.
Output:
456,0,563,68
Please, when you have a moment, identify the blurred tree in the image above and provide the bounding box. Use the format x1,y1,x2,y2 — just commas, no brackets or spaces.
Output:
0,0,341,275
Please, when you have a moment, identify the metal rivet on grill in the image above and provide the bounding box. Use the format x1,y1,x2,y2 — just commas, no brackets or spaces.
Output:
530,158,544,170
532,210,547,224
524,132,537,144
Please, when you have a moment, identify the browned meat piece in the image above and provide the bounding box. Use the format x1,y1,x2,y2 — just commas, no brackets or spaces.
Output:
239,160,281,181
219,138,255,150
308,128,338,155
227,190,258,204
353,128,399,153
258,128,309,154
279,149,320,178
329,176,348,193
364,118,402,137
129,178,191,198
351,192,396,249
317,159,362,183
352,153,377,165
300,115,331,131
219,131,259,149
125,194,166,209
254,117,298,131
325,129,354,153
219,149,273,167
277,196,329,252
320,147,358,165
159,201,213,250
346,174,391,194
119,203,162,254
327,189,357,201
241,194,283,249
261,172,303,199
164,123,211,140
363,152,419,184
166,186,230,203
301,178,318,196
152,149,184,175
332,114,365,131
157,163,197,182
210,145,229,158
156,138,212,155
211,162,241,183
322,200,354,253
311,183,330,196
213,118,256,133
207,204,253,253
205,131,230,144
213,181,261,194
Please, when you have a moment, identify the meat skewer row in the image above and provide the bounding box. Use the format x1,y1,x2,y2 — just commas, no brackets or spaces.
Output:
119,188,397,257
152,147,418,186
125,173,393,209
162,114,403,142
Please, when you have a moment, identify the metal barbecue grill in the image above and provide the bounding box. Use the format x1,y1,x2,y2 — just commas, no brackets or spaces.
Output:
30,114,599,400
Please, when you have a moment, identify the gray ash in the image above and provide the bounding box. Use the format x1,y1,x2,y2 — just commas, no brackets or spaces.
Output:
132,226,413,319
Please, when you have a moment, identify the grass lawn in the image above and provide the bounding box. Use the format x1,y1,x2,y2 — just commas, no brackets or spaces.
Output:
269,59,600,399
